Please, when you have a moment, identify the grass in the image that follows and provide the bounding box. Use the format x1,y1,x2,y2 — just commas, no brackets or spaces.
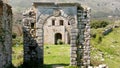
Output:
12,45,23,67
91,28,120,68
12,44,70,68
12,28,120,68
44,44,70,65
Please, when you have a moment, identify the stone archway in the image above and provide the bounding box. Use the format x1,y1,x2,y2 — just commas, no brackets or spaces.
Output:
22,2,91,68
55,33,62,44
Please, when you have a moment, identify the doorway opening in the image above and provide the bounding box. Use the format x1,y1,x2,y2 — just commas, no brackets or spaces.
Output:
55,33,62,44
43,16,70,67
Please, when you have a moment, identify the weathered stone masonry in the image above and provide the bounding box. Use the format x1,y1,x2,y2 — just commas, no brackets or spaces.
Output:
0,0,12,68
23,2,90,67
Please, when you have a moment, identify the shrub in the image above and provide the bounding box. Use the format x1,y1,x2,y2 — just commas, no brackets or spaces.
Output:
57,39,64,45
91,28,103,43
91,29,97,38
12,36,23,46
95,34,102,43
91,20,109,29
12,39,17,46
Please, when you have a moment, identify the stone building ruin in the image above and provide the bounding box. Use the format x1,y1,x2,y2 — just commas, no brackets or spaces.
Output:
0,0,12,68
0,0,90,68
23,2,90,67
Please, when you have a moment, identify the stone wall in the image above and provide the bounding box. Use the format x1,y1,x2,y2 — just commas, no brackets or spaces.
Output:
0,0,12,68
44,16,70,44
23,2,90,68
22,8,39,67
70,6,91,67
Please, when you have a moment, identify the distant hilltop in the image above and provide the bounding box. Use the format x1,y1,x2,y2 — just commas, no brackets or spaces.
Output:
9,0,120,18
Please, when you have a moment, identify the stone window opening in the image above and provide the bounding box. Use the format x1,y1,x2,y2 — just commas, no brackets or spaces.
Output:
68,22,70,25
59,20,64,25
31,23,34,29
52,19,55,26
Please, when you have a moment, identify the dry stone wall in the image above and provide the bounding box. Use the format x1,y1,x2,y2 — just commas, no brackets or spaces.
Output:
0,0,12,68
70,6,91,67
22,8,40,67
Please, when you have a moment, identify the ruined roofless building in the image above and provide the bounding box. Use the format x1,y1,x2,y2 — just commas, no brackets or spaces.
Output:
23,2,90,67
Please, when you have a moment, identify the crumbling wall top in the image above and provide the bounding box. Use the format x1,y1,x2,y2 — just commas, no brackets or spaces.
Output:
32,2,91,11
33,2,81,8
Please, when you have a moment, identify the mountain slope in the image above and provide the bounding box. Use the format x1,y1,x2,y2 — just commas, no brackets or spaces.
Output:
8,0,120,18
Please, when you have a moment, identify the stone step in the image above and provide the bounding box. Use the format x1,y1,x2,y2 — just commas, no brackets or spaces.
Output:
52,65,64,68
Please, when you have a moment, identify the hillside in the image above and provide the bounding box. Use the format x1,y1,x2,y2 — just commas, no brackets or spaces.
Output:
8,0,120,18
91,27,120,68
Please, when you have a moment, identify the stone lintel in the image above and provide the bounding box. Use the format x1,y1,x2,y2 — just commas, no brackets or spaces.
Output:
33,2,82,8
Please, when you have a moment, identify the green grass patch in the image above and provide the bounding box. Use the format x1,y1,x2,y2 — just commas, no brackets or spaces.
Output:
12,44,71,68
12,45,23,67
44,44,70,65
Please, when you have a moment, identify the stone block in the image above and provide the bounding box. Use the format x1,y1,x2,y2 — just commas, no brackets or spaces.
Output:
70,58,76,61
70,44,76,47
38,44,44,47
37,39,44,44
36,37,43,42
36,33,43,37
70,61,77,65
71,29,78,33
81,29,85,32
71,36,77,40
71,32,78,36
71,40,76,44
36,22,43,26
71,47,77,51
71,51,76,54
36,29,43,34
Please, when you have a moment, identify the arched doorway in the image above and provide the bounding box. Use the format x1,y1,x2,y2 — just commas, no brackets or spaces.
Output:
22,2,91,67
55,33,62,44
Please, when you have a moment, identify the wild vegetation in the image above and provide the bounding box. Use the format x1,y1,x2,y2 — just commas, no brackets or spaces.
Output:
90,20,120,68
90,20,109,29
90,27,120,68
11,20,120,68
